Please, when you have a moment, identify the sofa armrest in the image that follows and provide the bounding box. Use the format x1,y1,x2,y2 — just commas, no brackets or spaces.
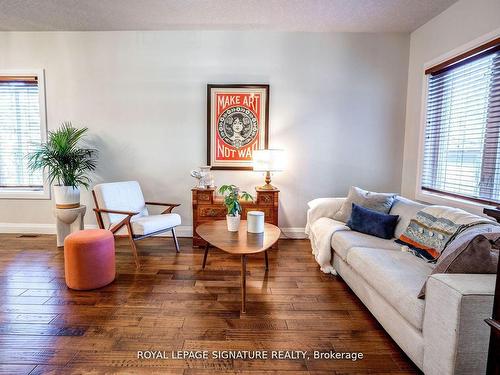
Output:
305,197,346,235
423,274,495,375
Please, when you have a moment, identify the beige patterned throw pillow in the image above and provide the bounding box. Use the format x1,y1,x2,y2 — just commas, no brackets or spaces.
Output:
334,186,395,223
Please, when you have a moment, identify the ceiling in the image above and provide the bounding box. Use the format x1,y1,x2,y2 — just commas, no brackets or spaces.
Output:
0,0,457,33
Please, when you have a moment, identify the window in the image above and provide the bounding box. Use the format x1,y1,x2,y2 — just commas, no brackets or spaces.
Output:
0,70,48,199
421,38,500,205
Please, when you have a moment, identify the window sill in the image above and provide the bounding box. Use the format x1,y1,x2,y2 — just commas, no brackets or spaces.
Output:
415,189,494,217
0,188,50,200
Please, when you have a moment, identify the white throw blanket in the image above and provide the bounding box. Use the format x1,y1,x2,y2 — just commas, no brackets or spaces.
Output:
308,217,349,274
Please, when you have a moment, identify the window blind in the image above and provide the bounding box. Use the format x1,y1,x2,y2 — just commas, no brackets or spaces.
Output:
421,42,500,205
0,77,43,189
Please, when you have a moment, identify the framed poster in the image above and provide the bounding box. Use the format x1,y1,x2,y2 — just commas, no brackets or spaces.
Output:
207,84,269,170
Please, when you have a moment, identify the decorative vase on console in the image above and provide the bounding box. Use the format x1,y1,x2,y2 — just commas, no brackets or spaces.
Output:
190,166,214,189
218,184,253,232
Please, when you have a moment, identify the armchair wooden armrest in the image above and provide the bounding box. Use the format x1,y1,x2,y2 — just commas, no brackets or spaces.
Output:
93,208,139,216
145,202,180,214
93,208,139,234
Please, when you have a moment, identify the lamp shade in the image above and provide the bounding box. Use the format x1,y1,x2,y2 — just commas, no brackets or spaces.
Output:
252,149,285,172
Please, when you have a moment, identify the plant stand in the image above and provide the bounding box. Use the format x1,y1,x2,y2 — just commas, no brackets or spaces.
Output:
53,205,86,247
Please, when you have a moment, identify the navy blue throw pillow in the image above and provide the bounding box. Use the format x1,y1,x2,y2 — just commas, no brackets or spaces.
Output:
347,203,399,240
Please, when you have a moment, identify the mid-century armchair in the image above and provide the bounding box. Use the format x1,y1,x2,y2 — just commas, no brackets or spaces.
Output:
92,181,181,268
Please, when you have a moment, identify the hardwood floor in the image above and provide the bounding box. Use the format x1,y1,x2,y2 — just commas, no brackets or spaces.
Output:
0,234,420,374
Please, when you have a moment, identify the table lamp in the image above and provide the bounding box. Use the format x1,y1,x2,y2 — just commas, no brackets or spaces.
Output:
252,149,285,190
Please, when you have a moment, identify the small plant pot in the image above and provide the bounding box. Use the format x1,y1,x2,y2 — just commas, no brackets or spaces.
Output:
53,185,80,209
226,214,241,232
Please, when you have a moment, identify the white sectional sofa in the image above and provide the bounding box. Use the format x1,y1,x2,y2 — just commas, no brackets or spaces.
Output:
306,196,496,375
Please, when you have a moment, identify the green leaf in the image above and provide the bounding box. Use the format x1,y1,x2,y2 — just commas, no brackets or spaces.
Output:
218,185,230,195
240,191,254,202
228,202,235,215
219,184,250,215
26,122,98,189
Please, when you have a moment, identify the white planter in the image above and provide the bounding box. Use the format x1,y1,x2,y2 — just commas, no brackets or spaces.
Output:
53,185,80,209
226,214,241,232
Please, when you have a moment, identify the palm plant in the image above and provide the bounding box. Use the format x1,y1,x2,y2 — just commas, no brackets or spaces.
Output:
218,184,254,217
27,122,98,188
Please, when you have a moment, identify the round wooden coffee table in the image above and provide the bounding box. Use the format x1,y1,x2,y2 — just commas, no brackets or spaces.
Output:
196,220,280,313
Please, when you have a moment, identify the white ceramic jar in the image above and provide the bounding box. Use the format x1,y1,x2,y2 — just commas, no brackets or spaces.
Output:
247,211,265,233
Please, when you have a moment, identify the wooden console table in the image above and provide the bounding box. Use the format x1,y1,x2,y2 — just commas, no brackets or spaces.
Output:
192,187,279,247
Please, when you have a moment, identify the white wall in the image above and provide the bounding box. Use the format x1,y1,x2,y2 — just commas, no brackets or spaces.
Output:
0,31,409,233
401,0,500,210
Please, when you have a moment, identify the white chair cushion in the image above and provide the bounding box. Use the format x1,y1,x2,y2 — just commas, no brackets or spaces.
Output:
131,213,181,236
93,181,149,227
331,230,401,261
346,247,434,330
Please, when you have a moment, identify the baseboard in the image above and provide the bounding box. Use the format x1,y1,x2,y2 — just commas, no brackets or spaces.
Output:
0,222,86,234
163,226,194,238
0,223,306,239
280,227,308,239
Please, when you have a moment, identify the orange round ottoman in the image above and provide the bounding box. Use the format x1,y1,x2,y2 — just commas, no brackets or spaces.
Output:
64,229,115,290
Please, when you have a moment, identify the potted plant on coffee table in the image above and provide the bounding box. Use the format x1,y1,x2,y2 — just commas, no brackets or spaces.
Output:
218,184,253,231
27,122,98,208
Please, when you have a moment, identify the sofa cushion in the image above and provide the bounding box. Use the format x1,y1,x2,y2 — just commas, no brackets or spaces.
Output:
93,181,149,227
389,196,426,239
418,230,500,298
346,247,434,330
334,186,395,223
347,203,399,239
131,213,181,236
331,230,401,261
396,210,463,261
